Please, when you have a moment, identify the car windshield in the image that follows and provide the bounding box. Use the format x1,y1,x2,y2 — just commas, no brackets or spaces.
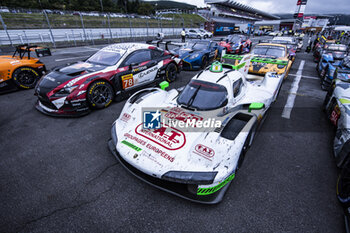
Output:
227,36,242,43
252,45,285,57
87,50,124,66
183,42,208,50
177,80,228,111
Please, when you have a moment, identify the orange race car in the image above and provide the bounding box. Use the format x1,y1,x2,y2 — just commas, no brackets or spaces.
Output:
0,44,51,93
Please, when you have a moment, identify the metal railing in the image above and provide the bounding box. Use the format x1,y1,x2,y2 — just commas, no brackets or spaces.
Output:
0,11,202,47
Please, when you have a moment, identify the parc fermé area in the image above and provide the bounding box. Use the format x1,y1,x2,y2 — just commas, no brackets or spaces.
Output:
0,35,347,232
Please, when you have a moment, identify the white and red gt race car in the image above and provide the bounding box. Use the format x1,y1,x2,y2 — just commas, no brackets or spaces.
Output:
108,55,285,204
35,43,182,116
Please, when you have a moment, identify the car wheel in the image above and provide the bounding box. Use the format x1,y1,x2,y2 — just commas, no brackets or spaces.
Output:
239,46,243,54
165,63,177,83
87,80,114,109
185,35,189,38
325,98,337,119
197,35,201,39
12,66,39,89
201,56,208,69
337,159,350,206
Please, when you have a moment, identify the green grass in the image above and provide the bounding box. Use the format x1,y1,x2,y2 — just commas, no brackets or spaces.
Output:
0,12,205,29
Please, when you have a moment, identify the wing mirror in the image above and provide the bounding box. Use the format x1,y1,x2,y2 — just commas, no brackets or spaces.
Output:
129,62,138,69
248,102,264,112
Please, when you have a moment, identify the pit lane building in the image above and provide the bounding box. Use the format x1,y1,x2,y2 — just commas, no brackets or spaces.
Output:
199,0,279,35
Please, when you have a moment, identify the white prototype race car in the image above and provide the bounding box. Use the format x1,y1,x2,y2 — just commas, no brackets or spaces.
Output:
108,55,285,204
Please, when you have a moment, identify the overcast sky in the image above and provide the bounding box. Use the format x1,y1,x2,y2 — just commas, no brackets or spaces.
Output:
170,0,350,14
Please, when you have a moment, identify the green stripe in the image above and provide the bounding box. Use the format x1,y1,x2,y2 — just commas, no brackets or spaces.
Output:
222,54,288,66
121,140,142,152
197,173,235,196
340,98,350,104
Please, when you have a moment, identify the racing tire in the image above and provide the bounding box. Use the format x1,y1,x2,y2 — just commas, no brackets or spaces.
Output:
185,35,189,38
201,56,208,69
87,80,114,109
12,66,39,89
197,35,201,39
165,63,177,83
337,159,350,207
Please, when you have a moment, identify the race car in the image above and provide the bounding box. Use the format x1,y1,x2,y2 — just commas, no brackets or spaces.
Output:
317,46,349,90
313,36,337,62
270,37,298,57
226,43,293,77
271,36,303,52
34,43,182,117
108,55,285,204
0,44,50,93
171,40,221,70
324,69,350,168
314,43,348,65
218,35,252,54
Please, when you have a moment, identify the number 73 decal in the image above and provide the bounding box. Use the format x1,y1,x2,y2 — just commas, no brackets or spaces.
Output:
121,74,134,89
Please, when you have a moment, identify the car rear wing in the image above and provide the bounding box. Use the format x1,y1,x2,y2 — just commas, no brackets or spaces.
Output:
146,40,183,51
13,44,51,59
222,54,289,66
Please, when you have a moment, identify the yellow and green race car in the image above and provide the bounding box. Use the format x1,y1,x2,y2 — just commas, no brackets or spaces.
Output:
0,44,51,93
223,43,293,78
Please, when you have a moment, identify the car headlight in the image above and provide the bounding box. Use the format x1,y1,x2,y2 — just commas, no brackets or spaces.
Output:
161,171,218,185
189,53,200,59
53,85,78,97
277,64,286,69
111,122,118,146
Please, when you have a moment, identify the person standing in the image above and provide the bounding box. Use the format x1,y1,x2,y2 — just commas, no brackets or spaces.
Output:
181,28,186,43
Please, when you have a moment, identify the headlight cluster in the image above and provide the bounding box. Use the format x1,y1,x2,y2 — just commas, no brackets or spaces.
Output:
53,85,78,97
161,171,218,185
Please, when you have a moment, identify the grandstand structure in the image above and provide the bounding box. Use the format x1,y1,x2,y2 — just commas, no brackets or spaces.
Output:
200,0,279,35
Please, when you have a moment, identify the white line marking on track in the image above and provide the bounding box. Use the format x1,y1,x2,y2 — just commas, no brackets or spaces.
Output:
282,60,305,119
288,73,319,80
55,56,89,62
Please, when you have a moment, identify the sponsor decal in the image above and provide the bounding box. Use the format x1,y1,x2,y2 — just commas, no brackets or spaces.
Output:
135,123,186,151
330,105,340,126
121,113,131,122
132,66,147,73
121,74,134,89
121,140,142,152
139,66,157,79
141,151,163,167
124,133,173,162
194,144,215,161
143,110,161,129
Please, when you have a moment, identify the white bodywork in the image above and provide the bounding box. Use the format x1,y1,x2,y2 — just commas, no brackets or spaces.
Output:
111,55,284,197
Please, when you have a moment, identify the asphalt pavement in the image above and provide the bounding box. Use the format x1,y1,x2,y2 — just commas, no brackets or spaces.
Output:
0,36,344,232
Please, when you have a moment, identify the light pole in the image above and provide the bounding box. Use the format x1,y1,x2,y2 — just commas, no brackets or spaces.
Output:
99,0,104,12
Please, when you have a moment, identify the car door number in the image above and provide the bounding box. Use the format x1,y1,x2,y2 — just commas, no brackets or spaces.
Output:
121,74,134,89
